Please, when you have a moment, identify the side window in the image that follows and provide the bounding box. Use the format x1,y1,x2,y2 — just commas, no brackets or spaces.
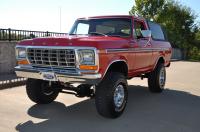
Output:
148,21,165,40
76,23,89,34
134,21,146,39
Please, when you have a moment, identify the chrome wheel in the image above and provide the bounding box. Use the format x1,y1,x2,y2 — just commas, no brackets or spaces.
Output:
114,84,125,109
159,67,166,88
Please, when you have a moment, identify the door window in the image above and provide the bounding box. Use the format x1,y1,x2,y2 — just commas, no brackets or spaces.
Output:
134,20,146,39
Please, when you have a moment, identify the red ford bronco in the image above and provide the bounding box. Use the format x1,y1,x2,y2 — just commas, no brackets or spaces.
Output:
15,15,172,118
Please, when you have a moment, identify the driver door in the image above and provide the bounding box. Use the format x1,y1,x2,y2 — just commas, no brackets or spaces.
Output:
132,19,152,71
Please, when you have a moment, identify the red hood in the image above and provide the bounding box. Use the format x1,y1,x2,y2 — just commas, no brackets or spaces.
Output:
18,35,130,49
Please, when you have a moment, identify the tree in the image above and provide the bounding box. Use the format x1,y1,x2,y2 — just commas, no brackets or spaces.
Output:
129,0,166,20
195,29,200,46
129,0,200,59
157,1,197,48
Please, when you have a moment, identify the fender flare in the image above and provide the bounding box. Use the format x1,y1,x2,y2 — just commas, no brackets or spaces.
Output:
102,59,128,79
153,56,165,70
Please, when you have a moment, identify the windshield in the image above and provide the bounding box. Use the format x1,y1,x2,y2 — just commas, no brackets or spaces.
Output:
69,18,132,37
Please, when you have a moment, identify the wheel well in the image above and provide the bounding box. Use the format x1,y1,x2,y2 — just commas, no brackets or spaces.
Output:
105,61,128,77
153,57,165,71
158,57,165,64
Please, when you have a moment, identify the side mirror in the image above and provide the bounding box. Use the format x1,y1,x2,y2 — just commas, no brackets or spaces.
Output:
141,30,151,38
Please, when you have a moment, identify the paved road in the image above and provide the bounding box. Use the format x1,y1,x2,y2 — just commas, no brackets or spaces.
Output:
0,61,200,132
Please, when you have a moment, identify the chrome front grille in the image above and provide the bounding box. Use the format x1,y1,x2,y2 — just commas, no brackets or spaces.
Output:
27,48,76,68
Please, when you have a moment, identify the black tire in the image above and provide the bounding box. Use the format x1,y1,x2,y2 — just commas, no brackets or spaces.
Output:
76,84,93,98
26,79,59,104
95,72,128,118
148,63,166,93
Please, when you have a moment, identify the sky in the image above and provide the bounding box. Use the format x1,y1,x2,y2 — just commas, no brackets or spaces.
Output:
0,0,199,33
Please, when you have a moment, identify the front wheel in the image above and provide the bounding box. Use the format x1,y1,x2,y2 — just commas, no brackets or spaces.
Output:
148,63,166,93
26,79,60,104
95,72,128,118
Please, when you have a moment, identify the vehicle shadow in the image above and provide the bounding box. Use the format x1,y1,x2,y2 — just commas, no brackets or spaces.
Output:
15,85,200,132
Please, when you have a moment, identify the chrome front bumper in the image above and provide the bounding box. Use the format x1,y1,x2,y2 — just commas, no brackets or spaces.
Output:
15,66,102,84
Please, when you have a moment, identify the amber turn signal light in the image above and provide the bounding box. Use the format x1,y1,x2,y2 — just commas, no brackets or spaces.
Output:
79,65,98,70
17,60,29,65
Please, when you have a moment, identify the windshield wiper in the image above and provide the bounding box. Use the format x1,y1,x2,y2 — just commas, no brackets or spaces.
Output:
69,33,88,35
109,35,121,37
88,32,107,36
108,35,127,38
68,33,76,35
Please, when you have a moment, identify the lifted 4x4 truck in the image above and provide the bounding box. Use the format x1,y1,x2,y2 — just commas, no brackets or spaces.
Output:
15,15,172,118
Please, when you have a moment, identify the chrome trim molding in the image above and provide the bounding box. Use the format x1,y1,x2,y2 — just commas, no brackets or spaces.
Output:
106,49,129,53
106,48,169,53
102,60,127,78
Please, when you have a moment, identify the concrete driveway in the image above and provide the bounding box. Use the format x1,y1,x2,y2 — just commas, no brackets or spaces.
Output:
0,61,200,132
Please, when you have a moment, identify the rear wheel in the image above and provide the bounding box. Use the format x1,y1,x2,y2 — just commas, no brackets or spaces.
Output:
26,79,59,104
148,63,166,93
95,72,128,118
